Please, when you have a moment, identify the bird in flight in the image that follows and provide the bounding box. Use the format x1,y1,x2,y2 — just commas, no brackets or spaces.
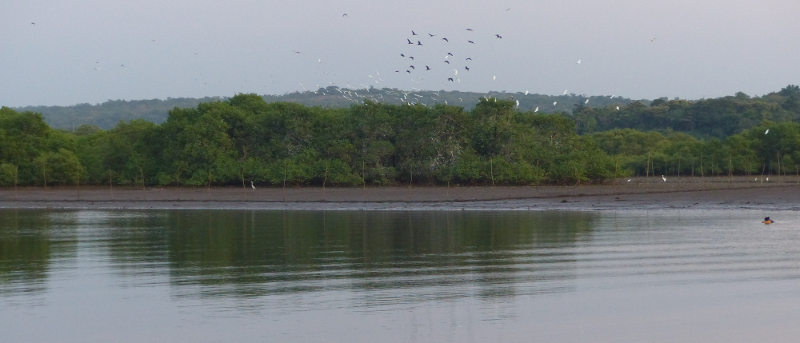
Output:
495,34,502,39
448,78,454,82
468,40,475,44
406,70,411,73
426,66,430,70
442,38,449,42
466,57,472,60
428,33,435,37
525,90,529,95
342,13,347,17
31,22,35,25
407,39,413,45
444,60,450,64
576,59,581,64
585,99,589,103
616,106,620,110
412,30,417,35
493,76,496,80
447,52,453,56
409,65,415,69
409,56,414,60
765,129,770,134
563,90,568,95
454,69,458,75
534,107,539,112
465,66,469,71
651,37,656,42
417,41,422,46
400,53,405,57
466,28,473,31
553,102,557,106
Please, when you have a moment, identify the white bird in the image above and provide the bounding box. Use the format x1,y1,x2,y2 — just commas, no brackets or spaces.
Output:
563,90,568,95
250,181,256,190
525,90,529,95
576,59,581,64
553,102,557,106
454,69,458,75
766,177,769,182
610,95,615,99
616,106,620,110
627,179,631,182
661,175,666,182
516,100,520,107
585,99,589,104
493,75,496,80
534,107,539,112
765,129,769,134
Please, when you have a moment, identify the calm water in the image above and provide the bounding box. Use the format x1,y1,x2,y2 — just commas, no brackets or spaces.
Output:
2,209,800,342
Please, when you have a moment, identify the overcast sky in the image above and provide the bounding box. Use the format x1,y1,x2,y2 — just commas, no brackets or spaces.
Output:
2,0,799,107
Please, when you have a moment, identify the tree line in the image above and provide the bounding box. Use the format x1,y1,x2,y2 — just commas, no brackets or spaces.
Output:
1,86,799,188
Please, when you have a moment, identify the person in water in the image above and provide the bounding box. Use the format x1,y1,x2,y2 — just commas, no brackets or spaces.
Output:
762,217,774,224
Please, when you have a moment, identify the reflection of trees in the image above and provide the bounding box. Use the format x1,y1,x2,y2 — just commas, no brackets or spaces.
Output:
103,210,596,303
0,210,76,296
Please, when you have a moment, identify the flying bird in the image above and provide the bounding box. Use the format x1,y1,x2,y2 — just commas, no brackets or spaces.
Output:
576,59,581,64
409,56,414,60
516,100,520,107
412,30,417,35
454,69,458,75
447,52,453,56
616,106,620,110
585,99,589,103
410,65,415,69
31,22,35,25
442,38,449,42
342,13,347,17
465,66,469,71
553,102,557,106
650,37,656,42
448,78,454,81
428,33,435,37
417,41,422,46
765,129,770,134
406,70,411,73
466,57,472,60
563,90,568,95
493,75,496,80
426,66,430,70
444,60,450,64
468,40,475,44
495,34,502,39
407,39,413,44
400,53,405,57
534,107,539,112
525,90,529,95
466,28,473,31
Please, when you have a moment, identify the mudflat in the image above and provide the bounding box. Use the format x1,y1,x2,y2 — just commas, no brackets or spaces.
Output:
1,176,798,211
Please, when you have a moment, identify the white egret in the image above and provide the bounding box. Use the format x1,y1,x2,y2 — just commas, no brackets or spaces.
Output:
563,90,568,95
534,107,539,112
576,59,581,64
765,129,769,134
661,175,666,182
493,76,496,80
585,99,589,103
525,90,529,95
250,181,256,190
616,106,620,110
553,102,557,106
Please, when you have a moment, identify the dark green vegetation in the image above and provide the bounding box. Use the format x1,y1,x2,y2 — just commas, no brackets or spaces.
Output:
1,85,799,187
16,89,633,130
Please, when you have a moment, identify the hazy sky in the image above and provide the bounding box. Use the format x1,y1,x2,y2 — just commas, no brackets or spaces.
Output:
2,0,799,107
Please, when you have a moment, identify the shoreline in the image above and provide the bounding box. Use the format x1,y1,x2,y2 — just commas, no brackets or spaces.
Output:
2,177,799,211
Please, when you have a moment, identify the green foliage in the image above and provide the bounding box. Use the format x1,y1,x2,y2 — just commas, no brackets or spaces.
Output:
6,86,800,187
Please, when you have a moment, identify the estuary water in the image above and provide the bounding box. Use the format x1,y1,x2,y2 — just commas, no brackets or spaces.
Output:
1,209,800,342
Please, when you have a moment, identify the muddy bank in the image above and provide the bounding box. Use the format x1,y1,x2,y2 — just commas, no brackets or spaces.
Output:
1,177,798,211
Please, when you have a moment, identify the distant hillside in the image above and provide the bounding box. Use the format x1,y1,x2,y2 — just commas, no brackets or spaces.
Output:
14,88,636,130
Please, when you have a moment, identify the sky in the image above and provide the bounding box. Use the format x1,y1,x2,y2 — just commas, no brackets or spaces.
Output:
2,0,799,107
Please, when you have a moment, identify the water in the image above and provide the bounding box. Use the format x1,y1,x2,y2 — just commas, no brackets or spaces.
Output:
2,209,800,342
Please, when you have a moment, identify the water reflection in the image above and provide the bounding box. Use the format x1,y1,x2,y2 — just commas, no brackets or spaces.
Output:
0,210,76,296
112,211,594,303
